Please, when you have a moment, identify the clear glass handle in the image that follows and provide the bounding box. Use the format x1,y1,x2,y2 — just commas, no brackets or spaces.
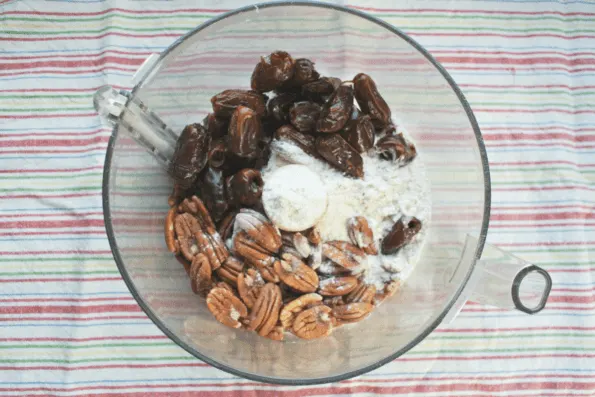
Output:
93,85,178,169
443,235,552,323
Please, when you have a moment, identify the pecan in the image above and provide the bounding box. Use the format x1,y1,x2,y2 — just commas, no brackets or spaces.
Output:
322,241,366,270
234,209,282,254
233,231,276,268
280,293,323,329
169,123,210,189
247,283,283,337
206,287,248,329
260,263,281,283
251,51,295,93
215,256,244,287
317,260,351,276
214,281,234,293
381,217,422,255
292,232,312,258
237,268,266,309
308,244,323,270
332,303,374,325
264,325,285,341
315,134,364,179
274,253,319,293
211,89,267,117
164,206,178,254
293,305,334,340
375,280,401,305
353,73,391,128
189,253,212,297
323,296,345,308
217,210,238,242
347,216,378,255
304,226,322,245
174,212,201,262
345,282,377,304
317,276,359,297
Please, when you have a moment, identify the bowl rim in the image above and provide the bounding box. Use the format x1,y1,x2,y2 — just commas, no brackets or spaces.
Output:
102,0,491,385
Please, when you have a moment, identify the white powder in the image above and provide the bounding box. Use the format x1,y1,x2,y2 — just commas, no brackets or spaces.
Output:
261,131,432,289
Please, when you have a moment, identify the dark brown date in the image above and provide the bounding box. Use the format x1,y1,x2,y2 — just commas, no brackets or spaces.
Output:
280,58,320,91
317,84,354,134
376,123,396,136
251,51,295,93
381,217,422,255
208,140,228,169
267,92,300,125
169,123,210,189
226,168,264,207
200,167,229,221
289,101,322,133
301,77,341,103
211,89,267,118
253,140,272,170
315,134,364,178
203,113,229,140
341,111,375,153
354,73,391,128
228,106,263,159
275,125,323,161
376,133,416,164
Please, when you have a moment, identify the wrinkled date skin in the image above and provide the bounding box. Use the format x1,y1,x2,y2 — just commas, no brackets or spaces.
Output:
226,168,264,207
211,89,267,118
381,217,422,255
317,84,354,134
341,111,375,153
289,101,322,133
353,73,391,129
203,113,229,140
207,140,228,169
200,167,229,222
315,134,364,178
228,106,263,159
301,77,341,103
251,51,295,93
280,58,320,91
275,125,324,161
267,92,300,126
169,123,211,189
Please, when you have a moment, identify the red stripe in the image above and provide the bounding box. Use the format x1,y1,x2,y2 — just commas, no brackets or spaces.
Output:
351,6,595,17
0,165,102,173
0,113,97,119
0,250,110,255
492,204,595,211
0,50,152,61
0,230,106,236
0,137,109,148
0,129,109,139
483,133,595,142
0,363,208,372
0,297,133,303
437,326,595,333
0,193,98,200
0,315,146,322
0,277,121,283
0,32,182,42
0,335,167,342
0,220,105,229
3,8,228,16
490,160,595,167
0,304,141,314
0,212,104,218
0,57,144,71
490,222,595,228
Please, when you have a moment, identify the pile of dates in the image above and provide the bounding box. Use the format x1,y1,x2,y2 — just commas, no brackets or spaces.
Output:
165,51,421,341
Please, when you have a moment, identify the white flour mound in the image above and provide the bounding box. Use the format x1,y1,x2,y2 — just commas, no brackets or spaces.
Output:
261,134,431,289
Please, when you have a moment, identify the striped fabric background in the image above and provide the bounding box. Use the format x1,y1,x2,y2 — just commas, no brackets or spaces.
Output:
1,0,594,395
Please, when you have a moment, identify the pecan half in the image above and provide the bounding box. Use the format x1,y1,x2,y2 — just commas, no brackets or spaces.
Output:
323,296,345,308
174,212,201,262
332,303,374,325
347,216,378,255
215,256,244,287
304,226,322,245
274,253,319,293
206,287,248,329
234,209,282,254
164,206,178,254
318,276,359,297
345,282,377,304
375,280,401,305
292,232,312,259
293,305,334,340
264,325,285,341
279,293,323,329
381,217,422,255
233,231,276,268
260,264,281,283
237,268,266,309
247,283,283,337
322,241,366,270
214,281,234,293
317,260,351,276
189,253,212,297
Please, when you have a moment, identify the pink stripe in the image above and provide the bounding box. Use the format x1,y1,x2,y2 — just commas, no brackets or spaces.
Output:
0,305,140,314
0,297,133,303
351,6,595,17
437,326,595,333
0,137,109,148
0,335,167,342
0,315,147,322
0,363,209,371
0,220,105,229
0,113,97,119
493,185,595,192
490,160,595,167
0,277,122,283
0,129,108,139
3,8,228,16
491,212,595,221
0,166,103,174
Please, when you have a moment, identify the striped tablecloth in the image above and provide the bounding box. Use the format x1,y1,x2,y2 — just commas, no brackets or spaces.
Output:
1,0,594,395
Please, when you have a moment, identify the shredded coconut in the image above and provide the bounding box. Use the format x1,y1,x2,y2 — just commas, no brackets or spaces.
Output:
261,128,431,288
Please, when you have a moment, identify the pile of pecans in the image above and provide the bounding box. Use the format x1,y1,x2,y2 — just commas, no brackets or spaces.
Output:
165,51,422,341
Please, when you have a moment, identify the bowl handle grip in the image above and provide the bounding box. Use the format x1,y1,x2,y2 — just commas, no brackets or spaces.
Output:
442,236,552,324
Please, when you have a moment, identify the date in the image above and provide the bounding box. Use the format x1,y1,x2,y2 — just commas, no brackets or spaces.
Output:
381,217,422,255
317,84,354,134
315,134,364,178
203,113,229,140
211,89,267,118
226,168,264,207
169,123,211,189
341,110,375,153
275,125,323,161
301,77,341,103
251,51,295,93
289,101,322,133
228,106,263,159
353,73,391,128
200,167,229,222
376,133,416,164
267,92,300,125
